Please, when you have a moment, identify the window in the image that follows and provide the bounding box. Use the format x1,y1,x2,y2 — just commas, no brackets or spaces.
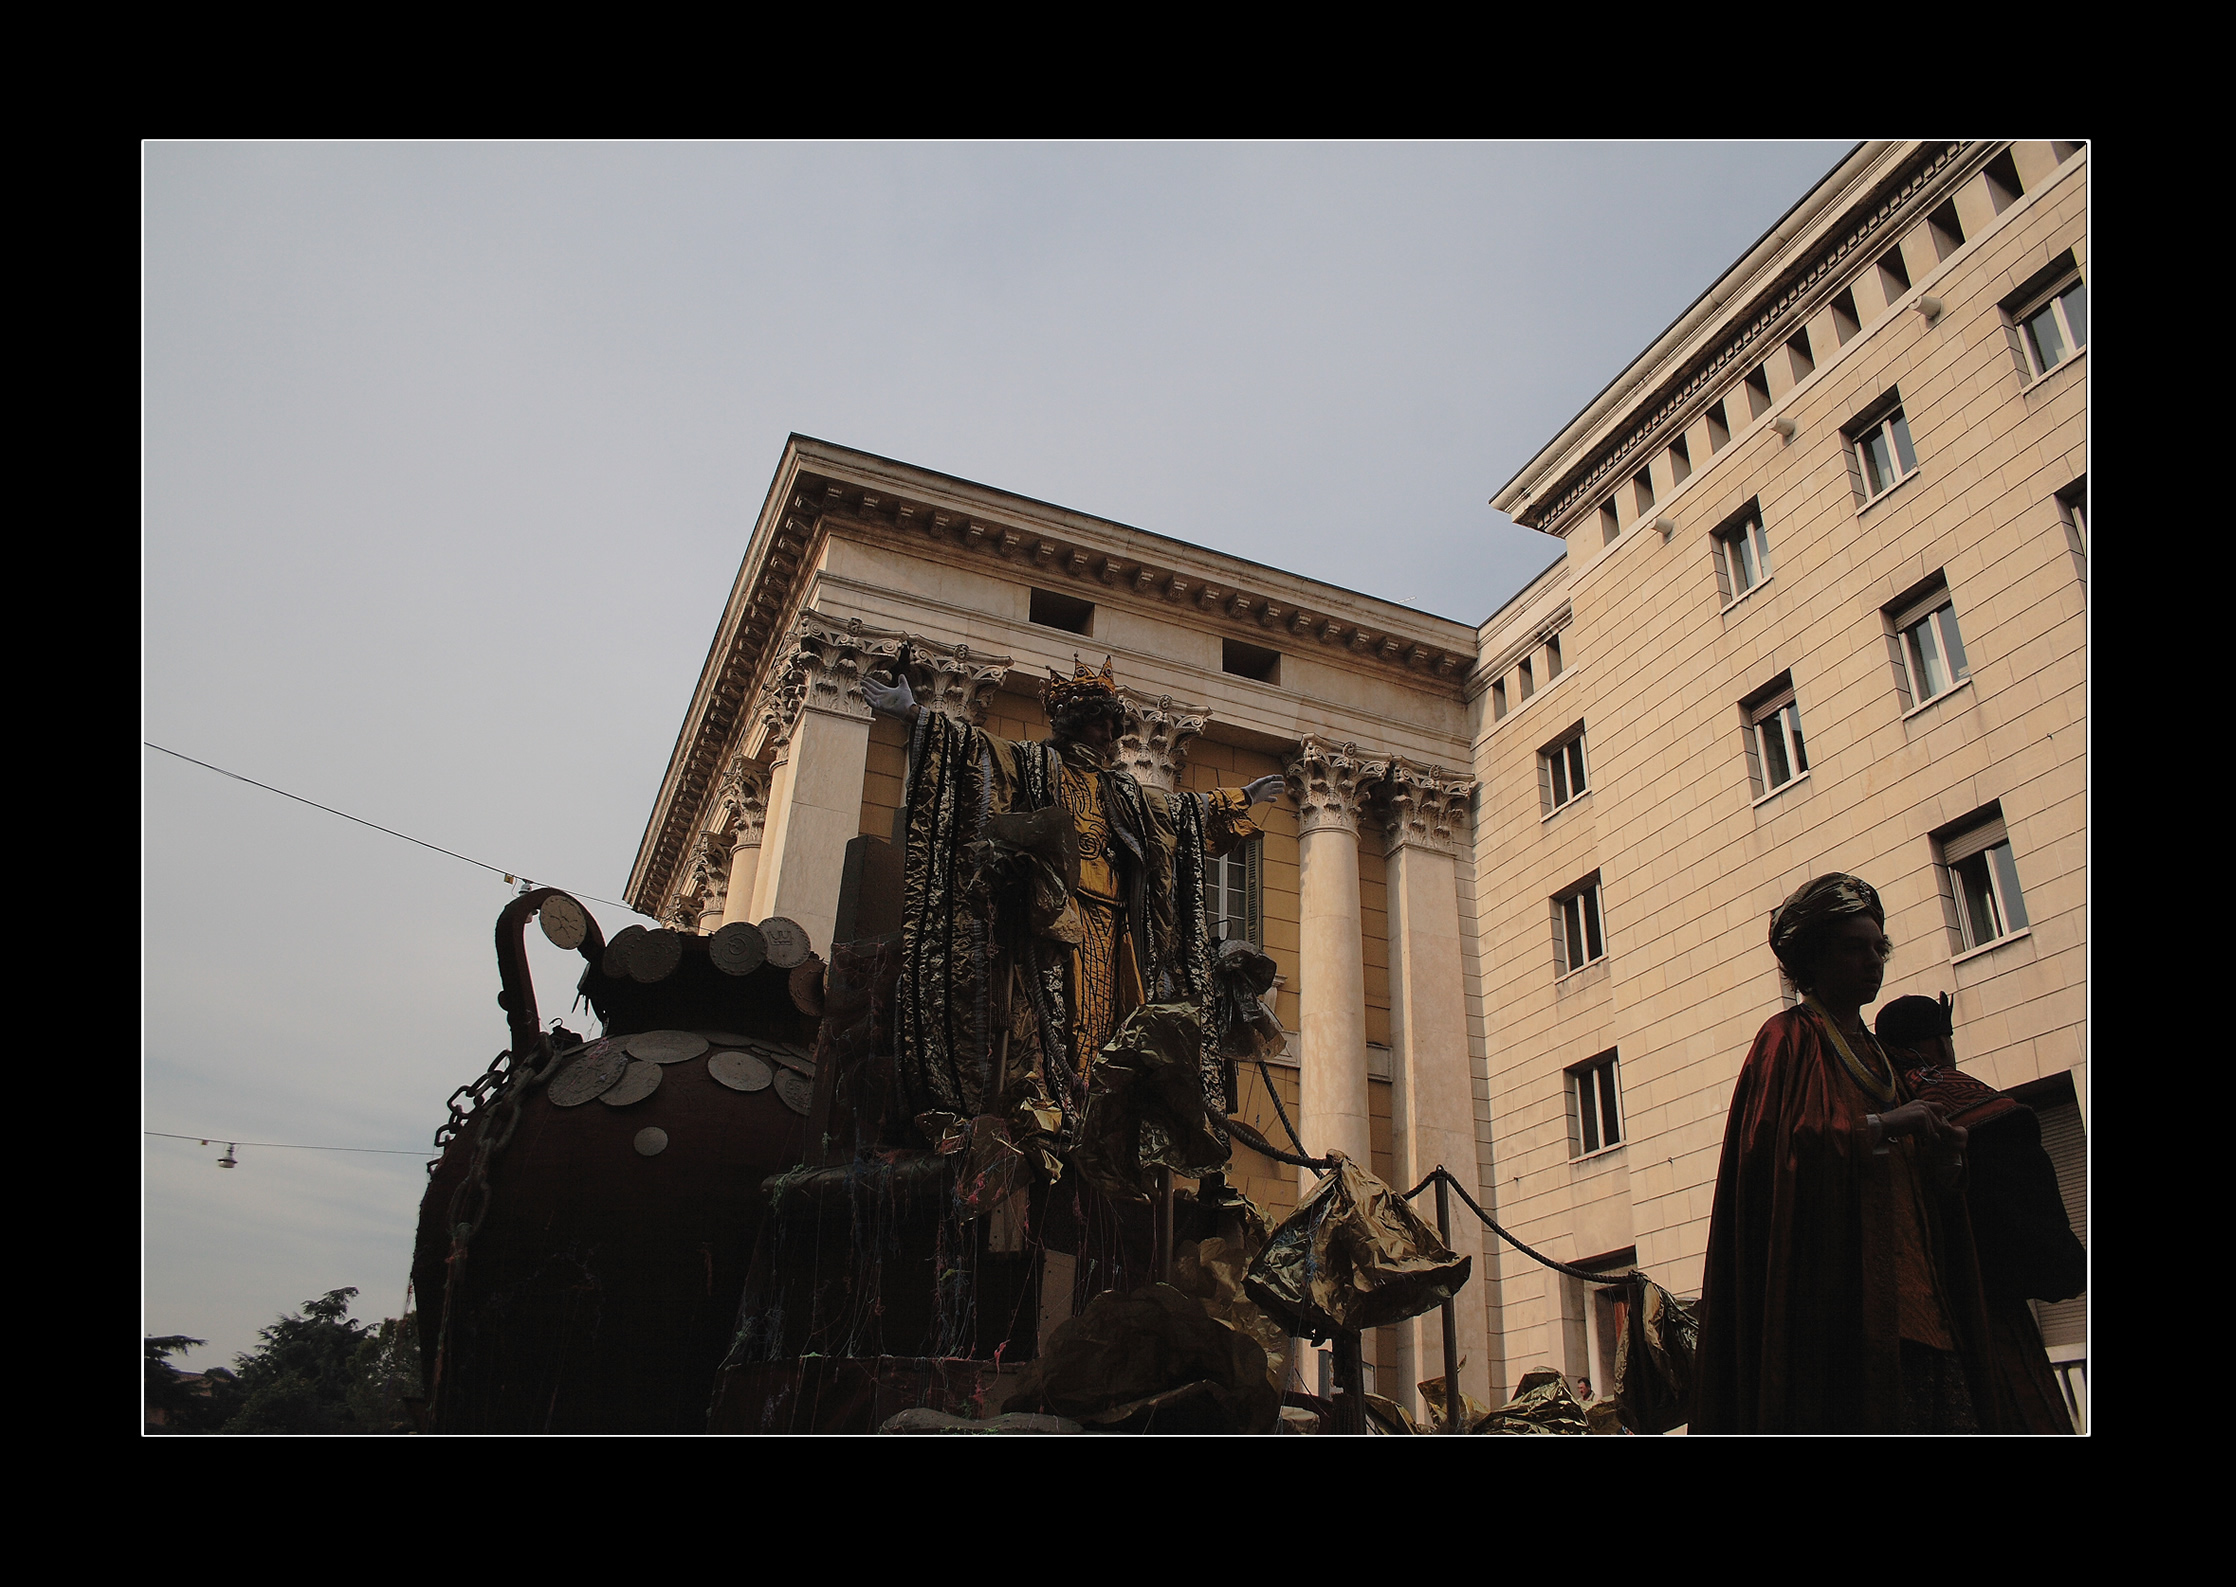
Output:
1491,677,1509,720
1706,400,1731,453
1204,840,1262,947
1544,632,1564,679
1887,577,1972,708
1743,364,1773,419
1846,394,1919,505
1712,502,1772,604
1517,656,1535,701
1632,467,1655,516
1539,723,1589,815
1742,674,1809,798
1830,288,1861,345
1937,808,2031,952
1984,149,2024,214
1667,434,1692,485
1222,638,1280,683
2058,477,2088,581
1599,498,1620,546
1785,329,1815,383
1029,588,1094,634
2017,271,2087,378
1927,199,1964,261
1567,1050,1622,1156
1553,872,1606,975
1876,246,1911,303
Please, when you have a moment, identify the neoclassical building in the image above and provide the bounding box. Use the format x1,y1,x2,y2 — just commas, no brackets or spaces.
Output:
628,139,2087,1424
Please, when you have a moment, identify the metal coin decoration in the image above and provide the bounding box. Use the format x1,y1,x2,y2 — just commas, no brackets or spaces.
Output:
765,1042,817,1077
708,1050,775,1093
709,921,768,978
539,894,588,951
789,957,827,1017
547,1042,630,1107
758,917,811,970
626,1029,708,1065
599,1059,663,1107
602,925,648,980
774,1069,815,1116
628,929,684,984
634,1127,669,1157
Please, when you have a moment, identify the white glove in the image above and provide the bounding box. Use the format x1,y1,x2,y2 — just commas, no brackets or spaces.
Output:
862,673,917,719
1242,774,1286,806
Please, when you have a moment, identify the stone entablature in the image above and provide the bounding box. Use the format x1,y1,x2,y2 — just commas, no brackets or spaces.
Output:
629,437,1473,915
1501,140,2002,539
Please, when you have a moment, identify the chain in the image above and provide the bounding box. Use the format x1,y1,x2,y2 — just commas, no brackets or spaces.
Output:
426,1028,570,1423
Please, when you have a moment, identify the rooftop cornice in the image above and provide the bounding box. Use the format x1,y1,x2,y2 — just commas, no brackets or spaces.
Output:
627,436,1481,912
1495,141,1992,537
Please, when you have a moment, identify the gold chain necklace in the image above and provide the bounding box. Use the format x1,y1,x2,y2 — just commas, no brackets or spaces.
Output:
1805,995,1899,1106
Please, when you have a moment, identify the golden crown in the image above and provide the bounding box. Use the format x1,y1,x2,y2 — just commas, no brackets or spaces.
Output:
1042,654,1120,712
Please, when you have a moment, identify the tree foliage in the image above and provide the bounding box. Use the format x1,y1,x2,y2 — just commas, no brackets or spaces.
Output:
142,1289,423,1434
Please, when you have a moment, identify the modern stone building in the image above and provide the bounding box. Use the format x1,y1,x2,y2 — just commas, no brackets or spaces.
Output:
628,139,2087,1427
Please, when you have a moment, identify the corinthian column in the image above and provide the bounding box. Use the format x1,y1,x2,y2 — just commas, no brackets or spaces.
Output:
1375,756,1489,1411
1114,688,1209,793
714,755,771,929
1283,737,1375,1198
747,614,881,953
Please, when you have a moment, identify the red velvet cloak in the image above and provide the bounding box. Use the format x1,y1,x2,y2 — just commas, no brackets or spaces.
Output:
1691,1006,2015,1432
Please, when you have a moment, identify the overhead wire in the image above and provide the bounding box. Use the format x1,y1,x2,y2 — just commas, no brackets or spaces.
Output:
145,1131,433,1158
141,741,653,919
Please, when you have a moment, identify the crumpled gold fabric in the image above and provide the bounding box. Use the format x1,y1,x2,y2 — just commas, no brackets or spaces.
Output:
1612,1278,1699,1434
1476,1367,1592,1434
975,806,1081,943
1169,1203,1286,1393
1001,1282,1281,1434
1073,1003,1231,1199
1362,1393,1423,1435
1210,941,1285,1060
1415,1377,1493,1434
1243,1151,1472,1340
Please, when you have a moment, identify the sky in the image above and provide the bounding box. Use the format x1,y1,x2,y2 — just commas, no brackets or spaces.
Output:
143,140,1850,1367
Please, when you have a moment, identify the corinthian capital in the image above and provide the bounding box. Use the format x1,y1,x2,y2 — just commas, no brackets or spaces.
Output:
1284,736,1372,836
758,613,883,746
1116,688,1210,793
1374,756,1477,858
907,638,1011,726
714,755,771,850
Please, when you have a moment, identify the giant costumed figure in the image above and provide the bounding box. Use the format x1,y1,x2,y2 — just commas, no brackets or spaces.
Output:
861,655,1284,1194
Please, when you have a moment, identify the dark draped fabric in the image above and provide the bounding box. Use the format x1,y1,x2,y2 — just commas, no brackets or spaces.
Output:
1692,1006,2017,1432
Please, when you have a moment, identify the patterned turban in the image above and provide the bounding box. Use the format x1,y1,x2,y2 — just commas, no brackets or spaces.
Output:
1768,873,1884,979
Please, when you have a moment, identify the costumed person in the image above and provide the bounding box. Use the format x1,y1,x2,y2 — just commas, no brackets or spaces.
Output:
862,654,1284,1196
1876,993,2085,1434
1691,874,2014,1433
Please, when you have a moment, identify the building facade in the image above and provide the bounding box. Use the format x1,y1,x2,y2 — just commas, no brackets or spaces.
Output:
629,139,2087,1425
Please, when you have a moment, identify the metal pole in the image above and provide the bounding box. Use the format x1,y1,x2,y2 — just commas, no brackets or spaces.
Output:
1435,1170,1463,1434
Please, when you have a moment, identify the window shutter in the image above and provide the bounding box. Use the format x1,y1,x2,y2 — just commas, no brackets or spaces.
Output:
1244,840,1263,947
1894,583,1951,632
1942,813,2008,865
2030,1100,2088,1349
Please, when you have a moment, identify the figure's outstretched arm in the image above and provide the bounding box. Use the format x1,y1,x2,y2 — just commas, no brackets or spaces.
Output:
1241,774,1285,806
863,673,918,721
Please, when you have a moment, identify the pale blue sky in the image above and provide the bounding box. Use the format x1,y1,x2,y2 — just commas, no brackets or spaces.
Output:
143,140,1850,1365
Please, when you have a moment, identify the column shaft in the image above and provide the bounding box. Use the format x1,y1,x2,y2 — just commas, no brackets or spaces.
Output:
748,708,870,954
